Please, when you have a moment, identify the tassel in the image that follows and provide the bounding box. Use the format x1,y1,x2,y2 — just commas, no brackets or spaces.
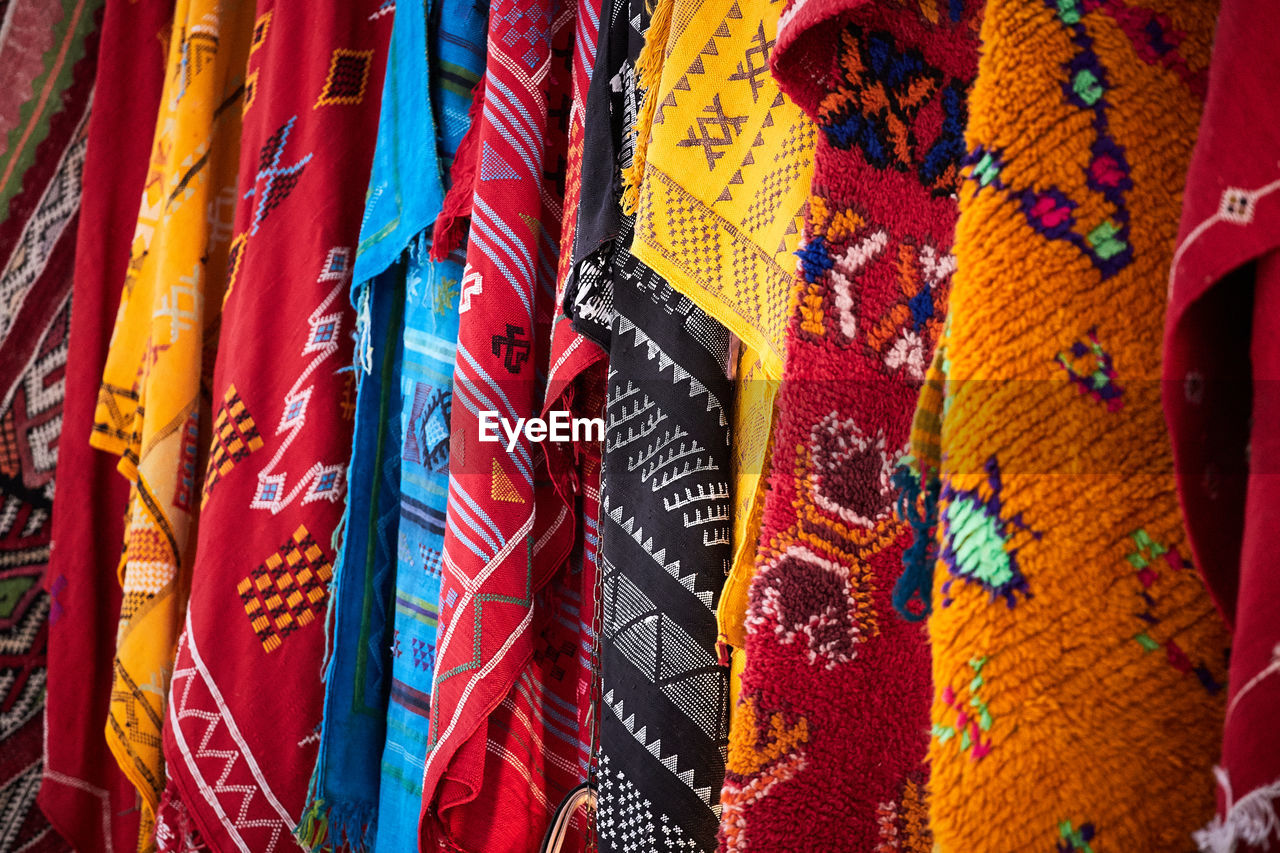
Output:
431,76,487,261
892,460,938,622
1193,767,1280,853
353,285,374,375
619,0,674,215
295,798,330,851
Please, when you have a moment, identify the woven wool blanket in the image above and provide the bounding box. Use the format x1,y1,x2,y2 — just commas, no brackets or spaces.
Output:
571,3,736,849
301,1,484,848
88,1,251,842
151,3,390,849
370,5,485,849
620,0,813,675
624,0,813,382
535,0,608,843
720,2,978,850
418,0,589,848
40,2,170,850
1164,0,1280,848
597,262,735,853
0,1,101,849
919,0,1228,849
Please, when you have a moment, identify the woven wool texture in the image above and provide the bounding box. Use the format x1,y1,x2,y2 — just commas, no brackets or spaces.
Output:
925,1,1228,849
41,3,170,850
0,0,102,849
418,0,591,847
88,2,251,841
720,2,977,849
626,0,815,383
152,3,390,848
1163,0,1280,847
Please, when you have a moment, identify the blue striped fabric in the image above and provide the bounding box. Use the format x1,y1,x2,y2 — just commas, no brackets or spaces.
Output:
304,0,485,849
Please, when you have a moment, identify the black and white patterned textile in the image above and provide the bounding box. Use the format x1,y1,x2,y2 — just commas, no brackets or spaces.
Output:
597,250,733,853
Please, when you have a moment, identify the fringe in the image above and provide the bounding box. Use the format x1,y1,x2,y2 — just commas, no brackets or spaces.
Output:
354,284,374,375
1194,767,1280,853
296,797,378,853
618,0,674,215
891,459,938,622
154,787,207,852
430,76,486,261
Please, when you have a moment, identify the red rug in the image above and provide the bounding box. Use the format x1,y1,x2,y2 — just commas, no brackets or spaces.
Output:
721,2,978,849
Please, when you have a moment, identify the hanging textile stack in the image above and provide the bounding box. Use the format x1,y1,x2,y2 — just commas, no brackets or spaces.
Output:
0,0,1272,850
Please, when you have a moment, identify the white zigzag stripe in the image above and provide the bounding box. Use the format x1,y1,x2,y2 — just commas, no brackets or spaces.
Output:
250,249,350,514
167,611,295,852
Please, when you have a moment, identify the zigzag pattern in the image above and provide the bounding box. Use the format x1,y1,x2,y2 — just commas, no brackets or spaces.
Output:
602,493,713,609
615,315,727,426
249,249,350,514
167,623,294,851
0,113,87,345
604,688,719,810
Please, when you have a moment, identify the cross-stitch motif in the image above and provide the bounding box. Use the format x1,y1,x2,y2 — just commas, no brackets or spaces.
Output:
202,384,264,504
242,116,313,235
250,249,350,513
491,323,532,373
238,524,334,653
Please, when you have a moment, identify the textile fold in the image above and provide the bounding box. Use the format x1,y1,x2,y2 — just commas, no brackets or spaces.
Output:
1163,0,1280,848
921,1,1227,849
89,1,251,840
154,3,390,849
39,2,170,851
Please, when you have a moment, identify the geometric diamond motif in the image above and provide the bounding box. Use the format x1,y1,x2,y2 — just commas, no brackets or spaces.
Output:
314,48,375,108
237,524,333,653
202,384,265,506
1218,186,1255,224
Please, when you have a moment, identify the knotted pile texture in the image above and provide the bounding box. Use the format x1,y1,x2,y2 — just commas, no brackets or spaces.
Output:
919,1,1228,849
720,1,978,849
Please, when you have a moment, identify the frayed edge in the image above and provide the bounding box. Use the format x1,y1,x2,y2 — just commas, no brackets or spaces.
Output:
154,787,208,852
296,798,377,852
1194,766,1280,852
431,76,486,261
619,0,674,215
353,285,374,374
891,458,938,622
